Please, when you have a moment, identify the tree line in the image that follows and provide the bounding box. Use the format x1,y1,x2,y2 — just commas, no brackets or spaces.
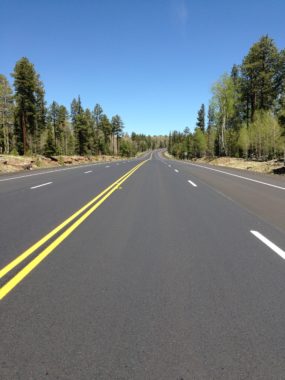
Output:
169,36,285,161
0,57,167,158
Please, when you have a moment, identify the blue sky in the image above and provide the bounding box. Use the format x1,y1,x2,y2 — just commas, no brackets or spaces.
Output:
1,0,284,135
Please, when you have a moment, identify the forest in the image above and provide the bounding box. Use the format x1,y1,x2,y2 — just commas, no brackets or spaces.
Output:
168,36,285,162
0,58,167,158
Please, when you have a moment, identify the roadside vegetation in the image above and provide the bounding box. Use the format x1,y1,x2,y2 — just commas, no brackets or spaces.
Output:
0,58,167,163
168,36,285,166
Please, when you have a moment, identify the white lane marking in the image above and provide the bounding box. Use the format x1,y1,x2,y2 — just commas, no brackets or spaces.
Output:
186,162,285,191
251,231,285,260
30,182,53,190
168,164,171,168
188,180,197,187
105,165,110,168
84,170,92,174
174,169,179,173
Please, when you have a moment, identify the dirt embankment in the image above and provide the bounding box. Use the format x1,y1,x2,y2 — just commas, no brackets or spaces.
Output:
194,157,285,175
163,152,285,175
0,154,122,174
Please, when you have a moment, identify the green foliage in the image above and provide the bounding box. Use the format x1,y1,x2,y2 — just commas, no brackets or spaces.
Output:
119,140,136,157
237,125,250,157
193,128,206,157
10,148,19,156
241,36,280,120
207,127,217,157
111,115,124,154
99,114,112,153
248,111,283,159
4,57,163,159
212,74,236,155
44,127,56,157
12,57,46,154
0,75,14,154
169,38,284,163
196,104,205,132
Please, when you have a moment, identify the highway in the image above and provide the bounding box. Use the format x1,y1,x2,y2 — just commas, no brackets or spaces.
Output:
0,151,285,379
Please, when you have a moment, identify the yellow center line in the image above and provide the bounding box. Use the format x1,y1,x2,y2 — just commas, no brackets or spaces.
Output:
0,160,147,300
0,161,145,280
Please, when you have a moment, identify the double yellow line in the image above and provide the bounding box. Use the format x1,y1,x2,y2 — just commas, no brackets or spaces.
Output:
0,160,147,301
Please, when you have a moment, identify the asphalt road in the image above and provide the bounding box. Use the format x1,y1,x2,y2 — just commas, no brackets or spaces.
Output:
1,151,285,379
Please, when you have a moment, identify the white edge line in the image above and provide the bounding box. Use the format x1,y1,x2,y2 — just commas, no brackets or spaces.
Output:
251,230,285,260
188,180,197,187
30,182,53,190
84,170,92,174
186,162,285,191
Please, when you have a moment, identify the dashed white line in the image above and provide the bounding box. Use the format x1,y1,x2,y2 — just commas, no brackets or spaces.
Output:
186,162,285,191
251,230,285,260
30,182,53,190
188,180,197,187
105,165,110,168
84,170,92,174
174,169,179,173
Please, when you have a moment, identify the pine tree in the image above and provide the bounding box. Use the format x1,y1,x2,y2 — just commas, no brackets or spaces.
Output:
99,114,112,154
196,104,205,132
71,96,87,155
207,103,215,131
111,115,124,154
44,126,56,157
12,57,46,154
241,36,279,121
58,105,69,154
34,76,47,153
183,126,190,135
0,75,14,154
93,104,103,127
48,101,60,149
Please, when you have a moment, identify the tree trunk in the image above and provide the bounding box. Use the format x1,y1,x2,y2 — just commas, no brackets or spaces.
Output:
22,113,27,155
221,115,226,155
117,135,119,155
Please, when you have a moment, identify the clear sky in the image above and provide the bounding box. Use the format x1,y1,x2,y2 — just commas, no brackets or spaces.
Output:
1,0,285,135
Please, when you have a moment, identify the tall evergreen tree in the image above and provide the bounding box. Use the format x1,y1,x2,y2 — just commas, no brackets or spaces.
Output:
48,101,60,149
43,126,56,157
58,105,70,154
207,103,215,131
196,104,205,132
111,115,124,154
34,76,47,153
12,57,46,154
0,75,14,154
241,35,280,121
71,96,87,155
93,104,103,127
99,114,112,154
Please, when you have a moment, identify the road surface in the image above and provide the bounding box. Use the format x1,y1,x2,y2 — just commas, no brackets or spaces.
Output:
1,151,285,379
